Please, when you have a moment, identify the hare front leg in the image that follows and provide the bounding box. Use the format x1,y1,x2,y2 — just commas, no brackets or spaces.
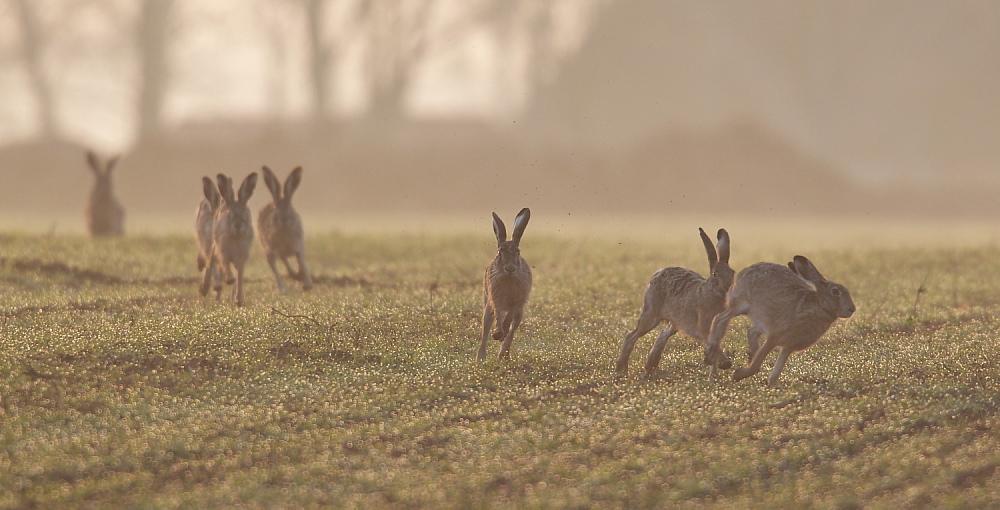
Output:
643,323,678,376
478,302,494,362
294,252,313,290
733,335,780,382
265,252,286,293
233,262,247,307
497,307,523,360
767,347,793,387
747,325,764,362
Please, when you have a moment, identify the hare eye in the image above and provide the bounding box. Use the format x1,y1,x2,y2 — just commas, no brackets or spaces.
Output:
831,288,841,296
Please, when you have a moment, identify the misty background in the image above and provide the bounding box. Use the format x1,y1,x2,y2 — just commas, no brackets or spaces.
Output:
2,0,999,230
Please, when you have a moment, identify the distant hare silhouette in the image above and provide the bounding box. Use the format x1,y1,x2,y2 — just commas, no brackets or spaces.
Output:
705,255,856,387
257,166,312,292
203,172,258,307
478,208,532,361
616,228,735,379
84,150,124,237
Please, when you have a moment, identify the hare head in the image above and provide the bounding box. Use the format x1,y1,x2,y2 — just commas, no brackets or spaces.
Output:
261,165,302,226
700,227,734,295
789,255,856,319
216,172,257,236
493,208,530,274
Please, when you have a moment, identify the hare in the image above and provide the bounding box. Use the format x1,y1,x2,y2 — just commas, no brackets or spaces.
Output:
84,150,125,237
616,228,736,379
196,176,225,298
257,166,312,292
704,255,856,387
478,208,532,361
203,172,258,307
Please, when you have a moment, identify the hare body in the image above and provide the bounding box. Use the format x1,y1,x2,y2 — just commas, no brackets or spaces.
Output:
84,151,124,237
705,256,856,387
196,176,224,298
478,208,532,361
204,172,258,307
616,228,735,378
257,166,312,292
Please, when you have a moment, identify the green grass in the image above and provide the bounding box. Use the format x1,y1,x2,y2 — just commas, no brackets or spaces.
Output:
1,226,999,508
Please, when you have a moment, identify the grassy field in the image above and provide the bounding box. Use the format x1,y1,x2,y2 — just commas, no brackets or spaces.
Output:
1,220,999,508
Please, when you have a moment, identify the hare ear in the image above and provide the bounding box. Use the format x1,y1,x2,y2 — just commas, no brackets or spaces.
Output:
716,228,730,264
202,176,219,208
699,228,718,265
511,207,530,243
261,166,281,200
217,174,236,206
105,156,119,174
792,255,827,283
492,212,507,245
787,262,798,275
86,151,102,175
284,166,303,200
238,172,258,203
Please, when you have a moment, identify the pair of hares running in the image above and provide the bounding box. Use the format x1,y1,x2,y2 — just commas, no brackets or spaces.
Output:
616,228,856,386
195,167,313,307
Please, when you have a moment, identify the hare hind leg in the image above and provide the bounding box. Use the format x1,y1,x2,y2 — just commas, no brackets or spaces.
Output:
615,308,661,374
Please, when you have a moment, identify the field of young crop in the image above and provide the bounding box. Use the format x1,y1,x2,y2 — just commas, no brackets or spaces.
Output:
2,219,999,508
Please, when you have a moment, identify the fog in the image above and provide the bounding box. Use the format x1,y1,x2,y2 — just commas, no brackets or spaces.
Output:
2,0,999,232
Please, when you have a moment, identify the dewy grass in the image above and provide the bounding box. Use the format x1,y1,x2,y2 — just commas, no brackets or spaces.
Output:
1,227,999,508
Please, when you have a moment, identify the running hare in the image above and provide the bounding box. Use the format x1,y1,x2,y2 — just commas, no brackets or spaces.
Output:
704,255,856,387
203,172,258,307
616,228,735,379
478,208,532,361
257,166,312,292
196,176,225,298
84,150,124,237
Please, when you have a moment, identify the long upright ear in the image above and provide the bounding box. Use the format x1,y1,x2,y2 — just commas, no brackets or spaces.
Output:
284,166,303,200
492,212,507,245
699,228,718,265
238,172,259,203
217,173,236,207
202,176,220,209
791,255,826,283
511,207,530,243
86,151,102,175
261,166,281,201
105,156,119,174
716,228,730,263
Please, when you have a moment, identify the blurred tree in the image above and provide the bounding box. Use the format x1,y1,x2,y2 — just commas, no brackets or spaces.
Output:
135,0,173,138
11,0,60,140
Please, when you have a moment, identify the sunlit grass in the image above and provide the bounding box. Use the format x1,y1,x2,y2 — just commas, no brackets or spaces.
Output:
1,224,999,507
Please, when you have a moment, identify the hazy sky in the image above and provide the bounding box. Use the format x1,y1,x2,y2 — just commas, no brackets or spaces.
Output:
0,0,596,151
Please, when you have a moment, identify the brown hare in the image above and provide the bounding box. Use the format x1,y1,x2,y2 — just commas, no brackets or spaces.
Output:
704,255,856,387
257,166,312,292
478,208,532,361
203,172,258,307
616,228,735,379
196,176,225,299
84,150,124,237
